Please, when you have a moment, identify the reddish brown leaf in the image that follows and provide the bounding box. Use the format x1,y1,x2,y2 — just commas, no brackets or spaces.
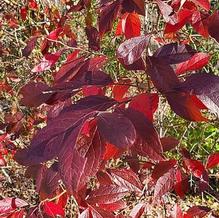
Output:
146,57,180,93
206,152,219,169
109,168,143,193
184,206,211,218
161,137,179,152
87,185,128,205
152,159,177,181
121,0,145,16
15,96,116,166
20,82,52,107
85,26,100,51
154,43,196,65
154,168,176,200
124,109,163,161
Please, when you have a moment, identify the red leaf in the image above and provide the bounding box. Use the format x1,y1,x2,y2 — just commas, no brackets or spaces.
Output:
90,206,115,218
165,9,193,33
154,168,176,200
117,35,151,65
97,112,136,149
184,159,206,178
82,86,104,97
99,1,121,37
124,13,141,39
59,130,104,193
102,143,121,160
87,185,128,205
206,152,219,169
109,168,143,193
43,201,65,217
20,7,27,21
176,53,210,75
152,160,177,181
32,51,62,73
190,0,210,11
184,206,211,218
129,93,159,121
97,171,113,186
190,11,209,37
129,203,145,218
161,137,179,152
29,0,38,9
15,96,116,166
208,11,219,43
174,169,189,198
112,80,130,101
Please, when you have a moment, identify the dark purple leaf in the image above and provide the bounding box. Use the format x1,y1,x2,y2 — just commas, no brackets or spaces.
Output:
85,26,100,51
20,82,52,107
97,112,136,149
15,96,116,166
22,36,38,57
146,56,180,93
123,109,163,161
154,43,196,64
117,35,151,65
208,11,219,43
177,72,219,117
99,0,121,36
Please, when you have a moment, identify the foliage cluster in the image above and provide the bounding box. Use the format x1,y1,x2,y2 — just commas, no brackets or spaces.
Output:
0,0,219,217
